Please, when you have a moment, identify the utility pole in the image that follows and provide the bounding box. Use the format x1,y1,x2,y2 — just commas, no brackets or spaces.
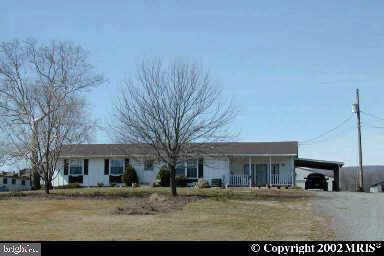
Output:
352,88,364,192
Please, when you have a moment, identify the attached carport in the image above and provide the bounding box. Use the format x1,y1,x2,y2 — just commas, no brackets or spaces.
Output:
294,158,344,191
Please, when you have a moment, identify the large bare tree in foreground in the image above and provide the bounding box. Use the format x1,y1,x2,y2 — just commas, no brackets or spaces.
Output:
0,39,103,193
113,60,236,196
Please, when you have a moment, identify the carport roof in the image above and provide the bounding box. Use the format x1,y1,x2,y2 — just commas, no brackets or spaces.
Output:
295,158,344,170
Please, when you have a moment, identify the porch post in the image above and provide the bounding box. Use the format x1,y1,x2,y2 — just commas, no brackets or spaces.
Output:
291,158,295,187
248,156,252,188
269,155,272,187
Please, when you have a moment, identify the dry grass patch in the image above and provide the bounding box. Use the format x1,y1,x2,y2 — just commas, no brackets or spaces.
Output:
113,193,199,215
0,190,331,240
0,186,312,201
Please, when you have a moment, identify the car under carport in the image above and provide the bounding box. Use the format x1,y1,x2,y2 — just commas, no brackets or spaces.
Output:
295,158,344,191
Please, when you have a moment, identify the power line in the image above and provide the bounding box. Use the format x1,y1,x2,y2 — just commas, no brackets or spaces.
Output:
361,123,384,129
361,110,384,122
299,124,355,146
299,114,353,145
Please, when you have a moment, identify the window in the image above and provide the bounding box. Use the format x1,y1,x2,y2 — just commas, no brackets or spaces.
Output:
12,179,16,184
110,160,124,175
187,159,197,178
84,159,89,175
3,178,7,184
176,161,185,176
144,160,154,171
69,160,83,175
21,180,25,185
272,164,279,175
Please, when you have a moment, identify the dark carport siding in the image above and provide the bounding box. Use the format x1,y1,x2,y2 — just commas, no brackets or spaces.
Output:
294,158,344,191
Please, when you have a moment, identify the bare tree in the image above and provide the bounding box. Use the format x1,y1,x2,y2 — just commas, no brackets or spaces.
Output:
0,39,103,193
112,60,236,196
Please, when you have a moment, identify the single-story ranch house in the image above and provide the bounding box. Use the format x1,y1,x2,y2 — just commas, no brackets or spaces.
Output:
52,141,344,190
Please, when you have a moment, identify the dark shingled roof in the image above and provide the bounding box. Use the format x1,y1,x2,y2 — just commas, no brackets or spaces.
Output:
60,141,298,158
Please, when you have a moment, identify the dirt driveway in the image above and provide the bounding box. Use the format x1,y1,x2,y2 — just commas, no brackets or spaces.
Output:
313,191,384,240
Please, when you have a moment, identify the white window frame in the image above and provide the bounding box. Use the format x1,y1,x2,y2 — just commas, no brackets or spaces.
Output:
109,159,124,176
186,159,198,178
175,159,200,179
69,159,83,176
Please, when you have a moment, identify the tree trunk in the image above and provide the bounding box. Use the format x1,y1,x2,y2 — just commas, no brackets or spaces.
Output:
169,164,177,196
32,167,41,190
31,123,41,190
44,173,50,194
45,184,50,194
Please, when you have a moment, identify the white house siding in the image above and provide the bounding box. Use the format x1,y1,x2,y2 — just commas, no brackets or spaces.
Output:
130,158,161,185
86,159,109,186
52,156,295,187
53,158,162,187
53,159,67,187
0,177,31,191
295,167,334,191
203,157,230,185
53,158,109,187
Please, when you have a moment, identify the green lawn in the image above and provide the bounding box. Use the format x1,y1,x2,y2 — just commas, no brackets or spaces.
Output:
0,187,333,240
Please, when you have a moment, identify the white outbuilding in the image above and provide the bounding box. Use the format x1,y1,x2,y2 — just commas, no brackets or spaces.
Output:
0,176,31,192
369,181,384,193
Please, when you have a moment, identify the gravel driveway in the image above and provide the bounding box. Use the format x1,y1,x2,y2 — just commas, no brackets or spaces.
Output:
313,191,384,240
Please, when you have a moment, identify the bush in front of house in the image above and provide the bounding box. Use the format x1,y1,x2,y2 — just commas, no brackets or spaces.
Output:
152,180,161,187
122,164,138,186
175,175,188,187
56,183,82,189
97,182,104,187
156,165,189,187
156,165,170,187
196,178,210,188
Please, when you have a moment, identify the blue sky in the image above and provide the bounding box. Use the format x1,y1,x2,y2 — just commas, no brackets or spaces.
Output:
1,0,384,166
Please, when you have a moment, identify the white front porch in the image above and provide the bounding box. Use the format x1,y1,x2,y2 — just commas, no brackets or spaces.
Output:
228,155,294,187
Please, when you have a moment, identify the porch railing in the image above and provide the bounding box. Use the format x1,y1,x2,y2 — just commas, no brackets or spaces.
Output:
229,174,292,186
271,174,291,185
229,175,249,186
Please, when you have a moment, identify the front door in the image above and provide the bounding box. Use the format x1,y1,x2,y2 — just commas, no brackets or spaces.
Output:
255,164,267,186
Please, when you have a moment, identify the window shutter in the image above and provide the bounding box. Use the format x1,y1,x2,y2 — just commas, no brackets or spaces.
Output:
104,159,109,175
64,160,69,175
198,158,204,178
125,158,130,170
84,159,89,175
